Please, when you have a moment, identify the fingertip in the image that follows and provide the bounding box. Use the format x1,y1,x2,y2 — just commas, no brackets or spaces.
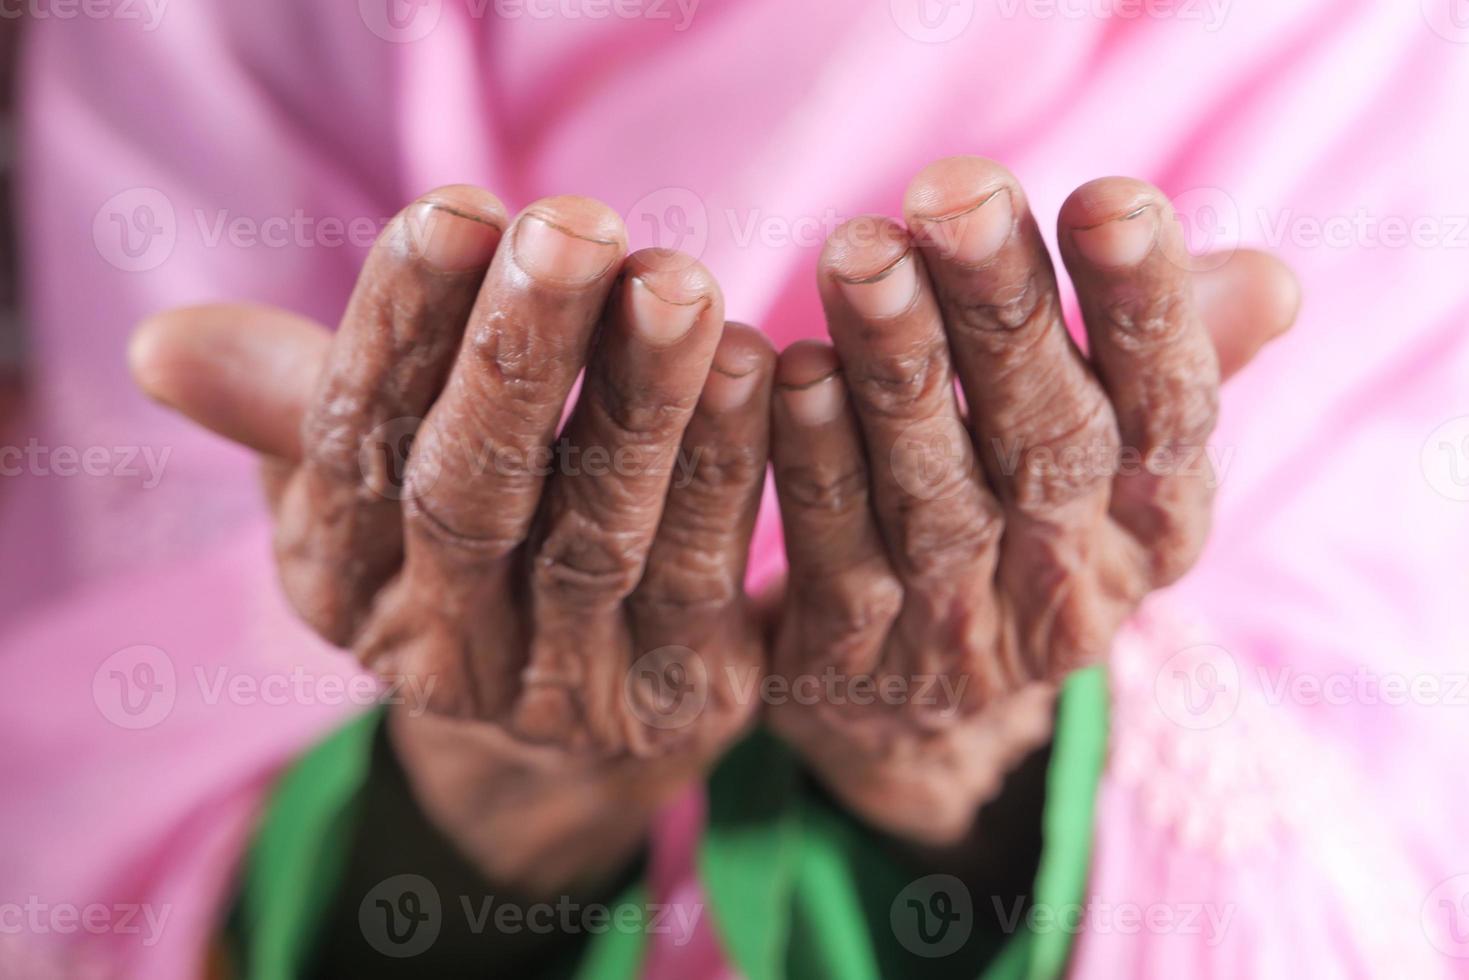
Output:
775,340,846,426
700,322,775,414
402,186,509,272
1059,178,1171,269
903,155,1016,223
1193,249,1303,378
624,249,724,348
776,338,840,387
419,184,510,227
820,215,912,282
1059,176,1164,231
513,195,628,283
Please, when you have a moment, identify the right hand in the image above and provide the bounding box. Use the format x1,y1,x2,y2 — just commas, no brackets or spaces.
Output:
129,186,776,893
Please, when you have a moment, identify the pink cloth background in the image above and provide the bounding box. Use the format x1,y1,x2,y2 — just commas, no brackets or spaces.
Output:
3,1,1468,976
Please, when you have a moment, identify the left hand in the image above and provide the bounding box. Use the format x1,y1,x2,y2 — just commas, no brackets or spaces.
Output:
766,157,1300,844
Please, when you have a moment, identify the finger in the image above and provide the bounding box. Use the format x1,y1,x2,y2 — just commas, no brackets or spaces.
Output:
769,339,901,677
1059,177,1221,583
285,185,508,643
515,250,723,745
904,157,1118,519
1193,248,1301,380
904,158,1121,678
129,303,330,460
819,217,1009,687
633,321,775,624
404,197,627,572
626,324,776,751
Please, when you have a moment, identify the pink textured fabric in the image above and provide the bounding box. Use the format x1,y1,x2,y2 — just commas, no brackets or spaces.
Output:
4,1,1468,976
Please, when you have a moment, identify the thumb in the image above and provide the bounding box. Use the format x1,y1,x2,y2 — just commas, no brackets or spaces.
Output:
1191,249,1302,381
128,303,330,461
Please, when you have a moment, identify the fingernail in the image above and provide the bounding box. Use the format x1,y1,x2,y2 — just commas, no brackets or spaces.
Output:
781,373,845,425
628,276,701,346
1071,204,1159,267
920,189,1014,264
408,203,503,271
838,253,918,319
703,365,761,413
514,213,620,282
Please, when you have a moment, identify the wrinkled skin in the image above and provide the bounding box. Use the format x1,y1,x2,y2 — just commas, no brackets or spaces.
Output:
767,157,1297,843
130,158,1297,890
134,187,775,893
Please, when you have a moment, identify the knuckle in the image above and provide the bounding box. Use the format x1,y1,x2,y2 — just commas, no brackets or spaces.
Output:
1125,486,1212,585
677,441,765,498
596,382,695,444
951,271,1055,348
634,560,740,618
1006,393,1120,513
781,460,869,518
463,309,568,402
846,338,950,421
801,564,904,648
892,492,1003,579
1096,289,1191,349
534,511,646,606
405,493,522,562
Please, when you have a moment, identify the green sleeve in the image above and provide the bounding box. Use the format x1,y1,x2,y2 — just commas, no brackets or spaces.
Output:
223,665,1106,979
223,709,649,980
700,666,1109,980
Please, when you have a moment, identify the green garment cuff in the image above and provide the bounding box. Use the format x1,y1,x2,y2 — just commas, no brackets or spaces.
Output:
222,666,1106,979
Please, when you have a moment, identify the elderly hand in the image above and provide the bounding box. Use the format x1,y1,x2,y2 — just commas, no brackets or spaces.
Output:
767,157,1299,844
130,186,774,894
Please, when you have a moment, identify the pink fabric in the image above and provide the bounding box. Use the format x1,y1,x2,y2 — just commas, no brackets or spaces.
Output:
4,1,1468,976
